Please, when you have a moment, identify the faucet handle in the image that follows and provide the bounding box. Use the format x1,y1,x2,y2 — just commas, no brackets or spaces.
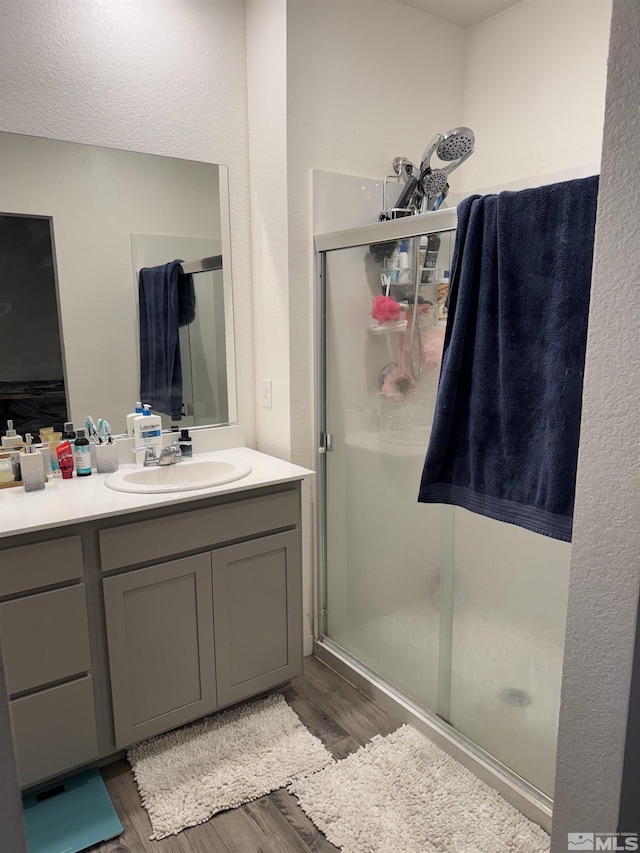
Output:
132,444,157,462
160,442,182,459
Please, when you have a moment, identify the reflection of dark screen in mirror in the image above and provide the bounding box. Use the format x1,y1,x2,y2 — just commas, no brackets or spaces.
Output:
0,213,68,435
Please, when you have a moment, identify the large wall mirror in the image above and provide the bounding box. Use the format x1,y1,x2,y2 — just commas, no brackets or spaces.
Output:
0,132,236,437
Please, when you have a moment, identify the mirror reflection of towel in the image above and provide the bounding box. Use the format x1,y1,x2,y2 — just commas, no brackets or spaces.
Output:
138,260,195,420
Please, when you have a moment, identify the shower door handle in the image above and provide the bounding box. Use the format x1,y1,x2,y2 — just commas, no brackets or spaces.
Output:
319,433,333,453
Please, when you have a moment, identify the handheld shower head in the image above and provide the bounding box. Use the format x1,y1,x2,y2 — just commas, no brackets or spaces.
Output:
418,126,475,185
421,169,448,197
436,127,475,161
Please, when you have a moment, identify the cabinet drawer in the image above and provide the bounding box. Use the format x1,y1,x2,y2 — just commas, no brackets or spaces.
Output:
99,487,300,571
10,676,98,788
0,585,91,695
0,536,84,597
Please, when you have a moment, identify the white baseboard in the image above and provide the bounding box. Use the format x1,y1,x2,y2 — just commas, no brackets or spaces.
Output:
304,633,314,657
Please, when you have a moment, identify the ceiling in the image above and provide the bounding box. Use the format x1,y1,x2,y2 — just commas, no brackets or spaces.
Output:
395,0,523,28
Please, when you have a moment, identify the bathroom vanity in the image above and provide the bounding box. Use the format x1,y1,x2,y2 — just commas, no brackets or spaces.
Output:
0,446,311,789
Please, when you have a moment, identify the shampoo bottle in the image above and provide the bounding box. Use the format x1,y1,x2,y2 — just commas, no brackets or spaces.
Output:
20,434,45,492
126,402,144,437
74,428,92,476
133,405,163,459
1,420,23,449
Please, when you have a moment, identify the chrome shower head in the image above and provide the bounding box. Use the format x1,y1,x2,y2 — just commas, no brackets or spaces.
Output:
418,126,475,187
436,127,475,162
421,169,448,197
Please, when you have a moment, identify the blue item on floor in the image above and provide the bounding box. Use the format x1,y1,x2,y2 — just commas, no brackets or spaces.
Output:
418,175,599,542
22,768,123,853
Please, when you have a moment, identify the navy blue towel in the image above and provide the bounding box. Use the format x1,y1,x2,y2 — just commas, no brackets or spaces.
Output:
138,260,195,420
418,176,599,542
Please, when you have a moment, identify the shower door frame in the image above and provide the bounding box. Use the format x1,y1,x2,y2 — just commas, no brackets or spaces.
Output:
313,207,554,833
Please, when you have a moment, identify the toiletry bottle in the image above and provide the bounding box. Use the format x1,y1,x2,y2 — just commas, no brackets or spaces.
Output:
398,240,411,285
1,420,23,449
133,405,163,459
62,421,76,446
74,428,92,476
126,402,144,437
56,441,75,479
179,429,193,458
388,246,400,284
20,434,45,492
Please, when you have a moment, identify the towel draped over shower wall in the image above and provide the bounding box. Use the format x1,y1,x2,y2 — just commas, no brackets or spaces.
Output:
418,176,599,542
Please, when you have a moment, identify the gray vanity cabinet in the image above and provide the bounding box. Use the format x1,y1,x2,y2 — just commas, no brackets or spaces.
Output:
102,552,216,748
212,530,302,707
101,486,304,749
0,480,305,787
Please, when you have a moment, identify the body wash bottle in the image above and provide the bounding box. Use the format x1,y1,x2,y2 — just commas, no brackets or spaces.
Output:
20,434,45,492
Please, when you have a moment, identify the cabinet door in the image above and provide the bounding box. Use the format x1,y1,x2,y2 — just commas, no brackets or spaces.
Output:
212,530,302,707
103,553,216,747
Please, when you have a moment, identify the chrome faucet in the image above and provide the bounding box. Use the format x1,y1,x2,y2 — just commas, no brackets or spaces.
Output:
132,441,182,467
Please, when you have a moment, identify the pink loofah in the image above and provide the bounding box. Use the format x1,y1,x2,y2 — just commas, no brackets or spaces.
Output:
371,295,401,324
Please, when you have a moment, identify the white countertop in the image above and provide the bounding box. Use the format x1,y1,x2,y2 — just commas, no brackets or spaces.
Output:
0,448,313,539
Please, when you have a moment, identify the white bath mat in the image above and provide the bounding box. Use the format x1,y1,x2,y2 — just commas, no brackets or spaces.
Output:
128,693,334,839
290,724,550,853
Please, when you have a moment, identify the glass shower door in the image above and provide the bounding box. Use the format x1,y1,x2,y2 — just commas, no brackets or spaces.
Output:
322,232,455,713
320,225,571,799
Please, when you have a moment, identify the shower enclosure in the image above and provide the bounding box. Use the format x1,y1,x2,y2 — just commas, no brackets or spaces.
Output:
315,208,571,830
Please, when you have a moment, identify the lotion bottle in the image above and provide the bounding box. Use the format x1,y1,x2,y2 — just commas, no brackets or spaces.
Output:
20,434,45,492
133,405,163,460
126,402,144,437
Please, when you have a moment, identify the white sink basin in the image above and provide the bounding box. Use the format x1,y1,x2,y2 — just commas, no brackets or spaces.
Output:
105,457,252,494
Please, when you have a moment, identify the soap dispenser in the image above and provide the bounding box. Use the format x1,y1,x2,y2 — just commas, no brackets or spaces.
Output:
20,434,46,492
1,420,23,449
179,429,193,458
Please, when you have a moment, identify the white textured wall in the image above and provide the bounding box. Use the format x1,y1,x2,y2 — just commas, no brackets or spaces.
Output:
461,0,612,191
0,0,256,445
246,0,290,458
287,0,466,650
552,0,640,843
